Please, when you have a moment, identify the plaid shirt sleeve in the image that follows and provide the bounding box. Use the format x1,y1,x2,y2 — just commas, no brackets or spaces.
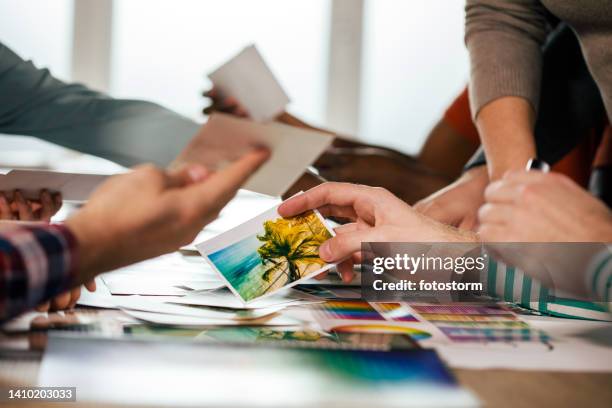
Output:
0,224,79,322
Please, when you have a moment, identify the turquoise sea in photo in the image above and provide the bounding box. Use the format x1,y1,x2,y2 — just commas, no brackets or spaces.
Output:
209,235,269,300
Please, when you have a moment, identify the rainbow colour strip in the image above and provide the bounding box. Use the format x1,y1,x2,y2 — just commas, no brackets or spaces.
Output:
317,301,385,320
332,324,432,341
375,302,419,322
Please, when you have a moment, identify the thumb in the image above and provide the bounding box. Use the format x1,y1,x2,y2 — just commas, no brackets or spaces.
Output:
166,164,211,188
319,228,380,263
186,148,270,211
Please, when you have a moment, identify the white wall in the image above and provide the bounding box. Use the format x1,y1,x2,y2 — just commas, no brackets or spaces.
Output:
111,0,330,124
0,0,469,155
359,0,469,154
0,0,74,81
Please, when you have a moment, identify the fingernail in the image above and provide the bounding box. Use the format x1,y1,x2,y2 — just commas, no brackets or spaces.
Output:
188,165,210,183
319,242,332,261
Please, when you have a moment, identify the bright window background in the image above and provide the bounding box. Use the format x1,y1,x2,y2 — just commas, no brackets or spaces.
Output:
359,0,469,154
1,1,469,155
0,0,73,81
111,0,331,124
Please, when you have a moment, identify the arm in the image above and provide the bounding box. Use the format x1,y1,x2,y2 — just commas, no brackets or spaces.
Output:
0,149,268,322
465,23,606,173
0,224,78,321
466,0,552,180
0,43,199,167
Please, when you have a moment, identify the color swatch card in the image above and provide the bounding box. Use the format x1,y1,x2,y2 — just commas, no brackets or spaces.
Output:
209,44,290,122
0,169,109,201
196,205,336,304
412,303,552,346
196,113,333,197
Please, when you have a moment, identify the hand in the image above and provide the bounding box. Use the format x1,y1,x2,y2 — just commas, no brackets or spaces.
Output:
278,182,476,282
282,170,326,200
478,171,612,242
0,190,62,222
314,147,450,204
65,148,269,283
35,281,97,312
202,88,249,118
414,165,489,230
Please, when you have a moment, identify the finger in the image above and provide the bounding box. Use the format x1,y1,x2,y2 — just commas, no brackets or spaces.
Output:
39,190,55,221
0,193,11,219
319,229,380,263
278,183,376,222
52,193,63,215
203,88,216,98
166,164,211,188
458,211,478,231
315,271,329,280
14,191,34,220
484,180,523,204
84,280,97,292
477,203,515,225
235,106,249,118
317,204,358,221
50,291,71,311
336,259,356,283
477,224,511,243
68,287,81,309
35,301,50,312
185,148,270,215
333,222,362,235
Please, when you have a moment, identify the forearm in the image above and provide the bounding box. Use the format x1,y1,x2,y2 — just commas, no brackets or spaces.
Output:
476,97,537,180
0,225,79,321
0,42,199,167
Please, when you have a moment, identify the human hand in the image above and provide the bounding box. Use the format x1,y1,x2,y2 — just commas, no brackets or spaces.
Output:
414,165,489,230
279,182,476,282
282,170,326,200
0,190,62,222
35,280,96,312
202,88,249,118
478,171,612,242
65,148,269,283
314,147,450,204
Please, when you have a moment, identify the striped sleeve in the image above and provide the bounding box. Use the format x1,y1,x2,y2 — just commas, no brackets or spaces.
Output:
0,224,79,322
484,258,611,321
586,249,612,307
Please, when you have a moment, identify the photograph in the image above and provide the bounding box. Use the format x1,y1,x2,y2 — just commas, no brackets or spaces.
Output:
197,206,336,303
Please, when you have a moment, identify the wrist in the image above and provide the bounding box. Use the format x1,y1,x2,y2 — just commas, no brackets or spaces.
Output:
476,97,536,181
64,213,111,282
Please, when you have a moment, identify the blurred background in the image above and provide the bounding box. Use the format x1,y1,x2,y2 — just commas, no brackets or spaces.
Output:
0,0,468,156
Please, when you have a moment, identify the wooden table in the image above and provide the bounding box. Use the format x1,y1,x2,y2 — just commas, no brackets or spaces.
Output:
2,359,611,407
455,369,612,408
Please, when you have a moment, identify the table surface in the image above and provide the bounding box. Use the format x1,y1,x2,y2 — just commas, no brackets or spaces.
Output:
2,355,611,408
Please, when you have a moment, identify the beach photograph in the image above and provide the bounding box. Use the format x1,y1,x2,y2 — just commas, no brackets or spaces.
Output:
198,208,335,302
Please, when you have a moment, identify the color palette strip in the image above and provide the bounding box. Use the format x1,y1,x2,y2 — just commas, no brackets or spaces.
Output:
412,304,514,315
439,327,551,343
316,301,385,321
374,302,419,322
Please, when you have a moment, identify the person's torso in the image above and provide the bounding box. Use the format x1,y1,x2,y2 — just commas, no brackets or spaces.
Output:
541,0,612,121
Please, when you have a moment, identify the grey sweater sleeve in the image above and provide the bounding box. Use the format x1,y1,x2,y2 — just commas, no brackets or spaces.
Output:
465,0,553,118
0,43,200,167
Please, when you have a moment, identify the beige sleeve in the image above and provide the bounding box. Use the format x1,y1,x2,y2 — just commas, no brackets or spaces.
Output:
465,0,552,119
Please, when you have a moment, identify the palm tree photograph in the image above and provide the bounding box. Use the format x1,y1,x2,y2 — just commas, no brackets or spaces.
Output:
205,209,334,302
